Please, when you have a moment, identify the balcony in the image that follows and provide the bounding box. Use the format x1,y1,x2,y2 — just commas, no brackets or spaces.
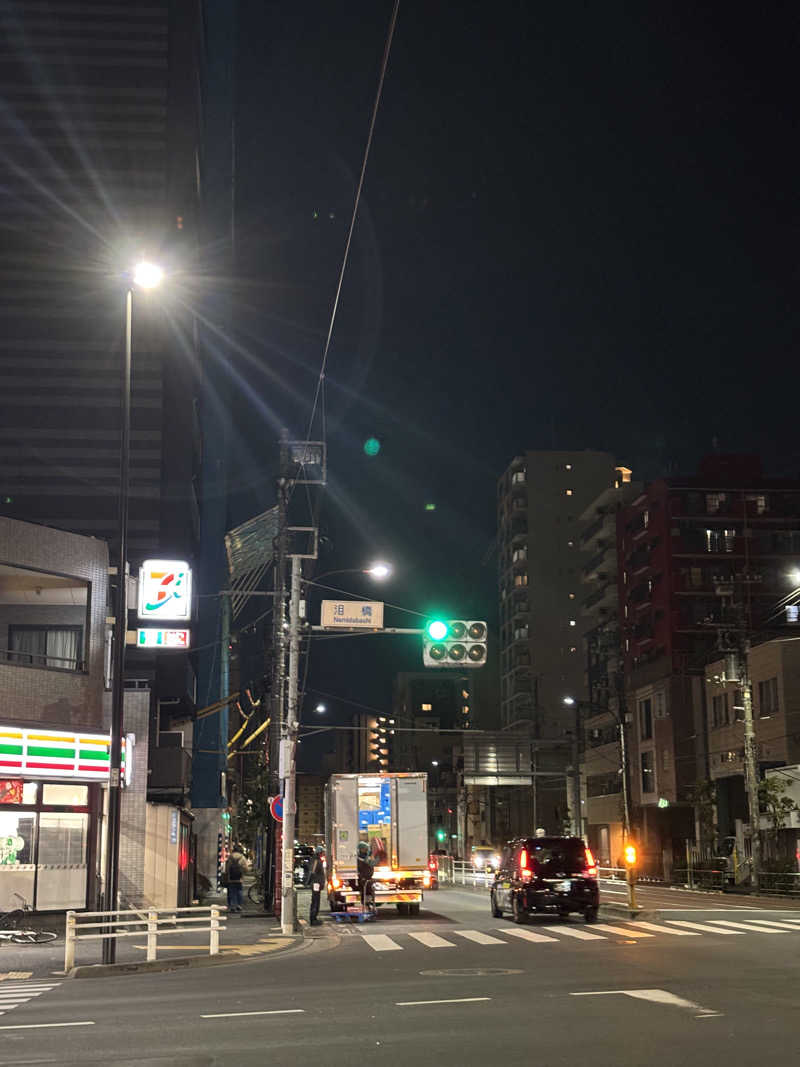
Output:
148,746,192,801
582,583,617,615
582,545,615,582
581,512,614,553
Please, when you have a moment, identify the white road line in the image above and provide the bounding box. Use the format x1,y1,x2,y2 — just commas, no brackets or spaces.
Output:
590,923,653,938
396,997,491,1007
0,1022,94,1031
201,1009,304,1019
628,921,700,936
408,932,455,948
541,925,605,941
743,919,800,930
710,920,781,933
666,921,742,934
0,986,57,992
456,930,507,945
571,989,720,1017
499,928,558,944
361,934,403,952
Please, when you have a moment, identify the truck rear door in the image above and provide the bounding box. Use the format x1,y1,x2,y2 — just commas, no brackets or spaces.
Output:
331,776,358,872
392,776,427,869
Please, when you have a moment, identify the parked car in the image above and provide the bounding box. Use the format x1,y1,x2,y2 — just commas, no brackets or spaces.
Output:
293,844,315,886
490,836,599,923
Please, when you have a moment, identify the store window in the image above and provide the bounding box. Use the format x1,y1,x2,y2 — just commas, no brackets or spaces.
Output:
42,784,89,807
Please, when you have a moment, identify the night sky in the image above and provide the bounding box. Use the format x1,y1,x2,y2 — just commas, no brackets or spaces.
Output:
226,2,798,742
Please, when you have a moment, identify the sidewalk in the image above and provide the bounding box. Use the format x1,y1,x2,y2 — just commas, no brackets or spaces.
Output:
0,887,318,981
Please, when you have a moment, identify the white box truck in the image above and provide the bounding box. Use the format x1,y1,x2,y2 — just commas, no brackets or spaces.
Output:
325,772,430,916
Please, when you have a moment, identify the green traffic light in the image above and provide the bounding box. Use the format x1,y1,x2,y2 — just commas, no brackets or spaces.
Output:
363,437,381,457
426,620,448,641
436,829,446,842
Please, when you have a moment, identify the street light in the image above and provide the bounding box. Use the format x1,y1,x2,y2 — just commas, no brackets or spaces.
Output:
104,260,163,964
788,569,800,587
366,561,392,580
314,703,327,714
562,696,576,706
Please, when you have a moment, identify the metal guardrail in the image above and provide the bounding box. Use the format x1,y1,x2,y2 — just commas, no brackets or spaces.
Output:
64,905,225,970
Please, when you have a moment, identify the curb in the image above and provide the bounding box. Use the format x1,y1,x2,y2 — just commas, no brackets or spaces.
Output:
67,932,308,979
600,901,656,922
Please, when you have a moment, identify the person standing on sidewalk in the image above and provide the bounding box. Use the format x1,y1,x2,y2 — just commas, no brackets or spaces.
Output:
307,846,325,925
225,844,249,913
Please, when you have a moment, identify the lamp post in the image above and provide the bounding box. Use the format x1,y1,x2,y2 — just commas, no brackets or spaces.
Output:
103,262,162,963
563,696,631,844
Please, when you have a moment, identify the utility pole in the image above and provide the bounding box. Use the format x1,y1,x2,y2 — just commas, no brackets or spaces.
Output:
571,701,582,838
280,556,302,934
268,429,289,916
740,641,761,890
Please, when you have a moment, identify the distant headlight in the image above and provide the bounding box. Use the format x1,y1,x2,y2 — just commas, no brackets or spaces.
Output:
473,856,484,867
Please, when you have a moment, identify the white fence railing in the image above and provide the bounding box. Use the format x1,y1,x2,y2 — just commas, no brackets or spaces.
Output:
64,905,225,971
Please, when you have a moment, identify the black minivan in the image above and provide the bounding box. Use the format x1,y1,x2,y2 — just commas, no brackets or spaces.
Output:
490,836,599,923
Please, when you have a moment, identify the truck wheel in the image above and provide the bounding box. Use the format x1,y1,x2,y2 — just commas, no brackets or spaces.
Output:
397,903,409,915
408,903,420,916
490,890,502,918
584,907,598,924
512,893,526,924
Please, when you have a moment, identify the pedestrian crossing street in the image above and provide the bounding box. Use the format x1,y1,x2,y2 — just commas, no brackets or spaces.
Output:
355,916,800,953
0,980,60,1017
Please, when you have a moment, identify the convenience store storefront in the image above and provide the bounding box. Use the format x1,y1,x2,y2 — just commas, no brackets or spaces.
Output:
0,725,127,912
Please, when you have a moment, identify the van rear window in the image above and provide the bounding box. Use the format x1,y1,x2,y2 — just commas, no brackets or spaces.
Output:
524,839,586,875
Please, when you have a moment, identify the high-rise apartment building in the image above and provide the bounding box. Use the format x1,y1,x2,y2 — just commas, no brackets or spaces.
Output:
497,451,617,736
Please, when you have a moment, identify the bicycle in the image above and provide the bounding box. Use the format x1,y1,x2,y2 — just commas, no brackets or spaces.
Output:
0,894,58,944
247,875,266,906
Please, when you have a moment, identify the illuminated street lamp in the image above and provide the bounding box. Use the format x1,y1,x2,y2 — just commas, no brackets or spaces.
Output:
314,703,327,714
366,561,392,580
104,260,163,964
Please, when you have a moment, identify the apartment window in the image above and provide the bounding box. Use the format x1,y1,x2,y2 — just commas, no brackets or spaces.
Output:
567,540,574,548
706,493,726,514
421,703,432,711
711,693,727,728
757,677,779,718
569,646,577,653
568,592,576,600
662,749,670,772
654,691,666,719
639,698,653,740
705,529,718,553
511,470,526,485
565,464,572,471
746,493,766,515
723,529,736,552
8,626,83,671
514,574,528,587
569,619,576,627
640,751,655,794
565,489,573,497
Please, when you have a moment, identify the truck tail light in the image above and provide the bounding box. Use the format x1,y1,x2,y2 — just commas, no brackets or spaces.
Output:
423,870,432,888
584,847,598,878
429,858,437,871
330,874,341,890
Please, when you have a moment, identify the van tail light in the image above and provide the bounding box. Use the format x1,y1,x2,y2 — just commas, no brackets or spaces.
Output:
520,848,532,882
584,847,598,878
423,870,432,888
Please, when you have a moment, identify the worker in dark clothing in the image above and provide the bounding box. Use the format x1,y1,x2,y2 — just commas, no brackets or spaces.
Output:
357,841,374,909
308,846,325,926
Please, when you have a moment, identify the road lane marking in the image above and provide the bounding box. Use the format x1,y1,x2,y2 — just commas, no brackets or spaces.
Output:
0,1022,94,1031
408,932,455,948
628,921,700,936
361,934,403,952
396,997,491,1006
742,919,800,930
541,925,605,940
456,930,507,945
201,1009,305,1019
590,923,653,938
571,989,720,1017
499,928,558,943
710,920,781,933
666,921,742,934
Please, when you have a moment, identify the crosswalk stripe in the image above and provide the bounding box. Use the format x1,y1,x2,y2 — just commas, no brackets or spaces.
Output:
408,932,455,948
590,923,653,938
710,920,781,933
628,921,699,936
499,928,558,944
666,921,742,934
361,934,402,952
456,930,507,946
540,925,605,940
737,919,800,931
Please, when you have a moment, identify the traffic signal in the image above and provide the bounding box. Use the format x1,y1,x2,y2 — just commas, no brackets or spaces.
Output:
368,716,393,771
624,843,637,866
436,828,446,843
422,620,487,668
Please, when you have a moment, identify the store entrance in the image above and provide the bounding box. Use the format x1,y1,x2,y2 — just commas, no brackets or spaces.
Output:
0,780,94,911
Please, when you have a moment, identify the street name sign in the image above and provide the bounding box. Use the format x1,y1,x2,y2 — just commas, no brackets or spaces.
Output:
321,600,384,630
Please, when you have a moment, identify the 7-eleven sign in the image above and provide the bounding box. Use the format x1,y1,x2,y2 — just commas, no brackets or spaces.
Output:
137,560,192,621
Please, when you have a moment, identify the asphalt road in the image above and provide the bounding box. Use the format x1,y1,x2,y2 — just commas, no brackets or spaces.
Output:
3,885,800,1066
